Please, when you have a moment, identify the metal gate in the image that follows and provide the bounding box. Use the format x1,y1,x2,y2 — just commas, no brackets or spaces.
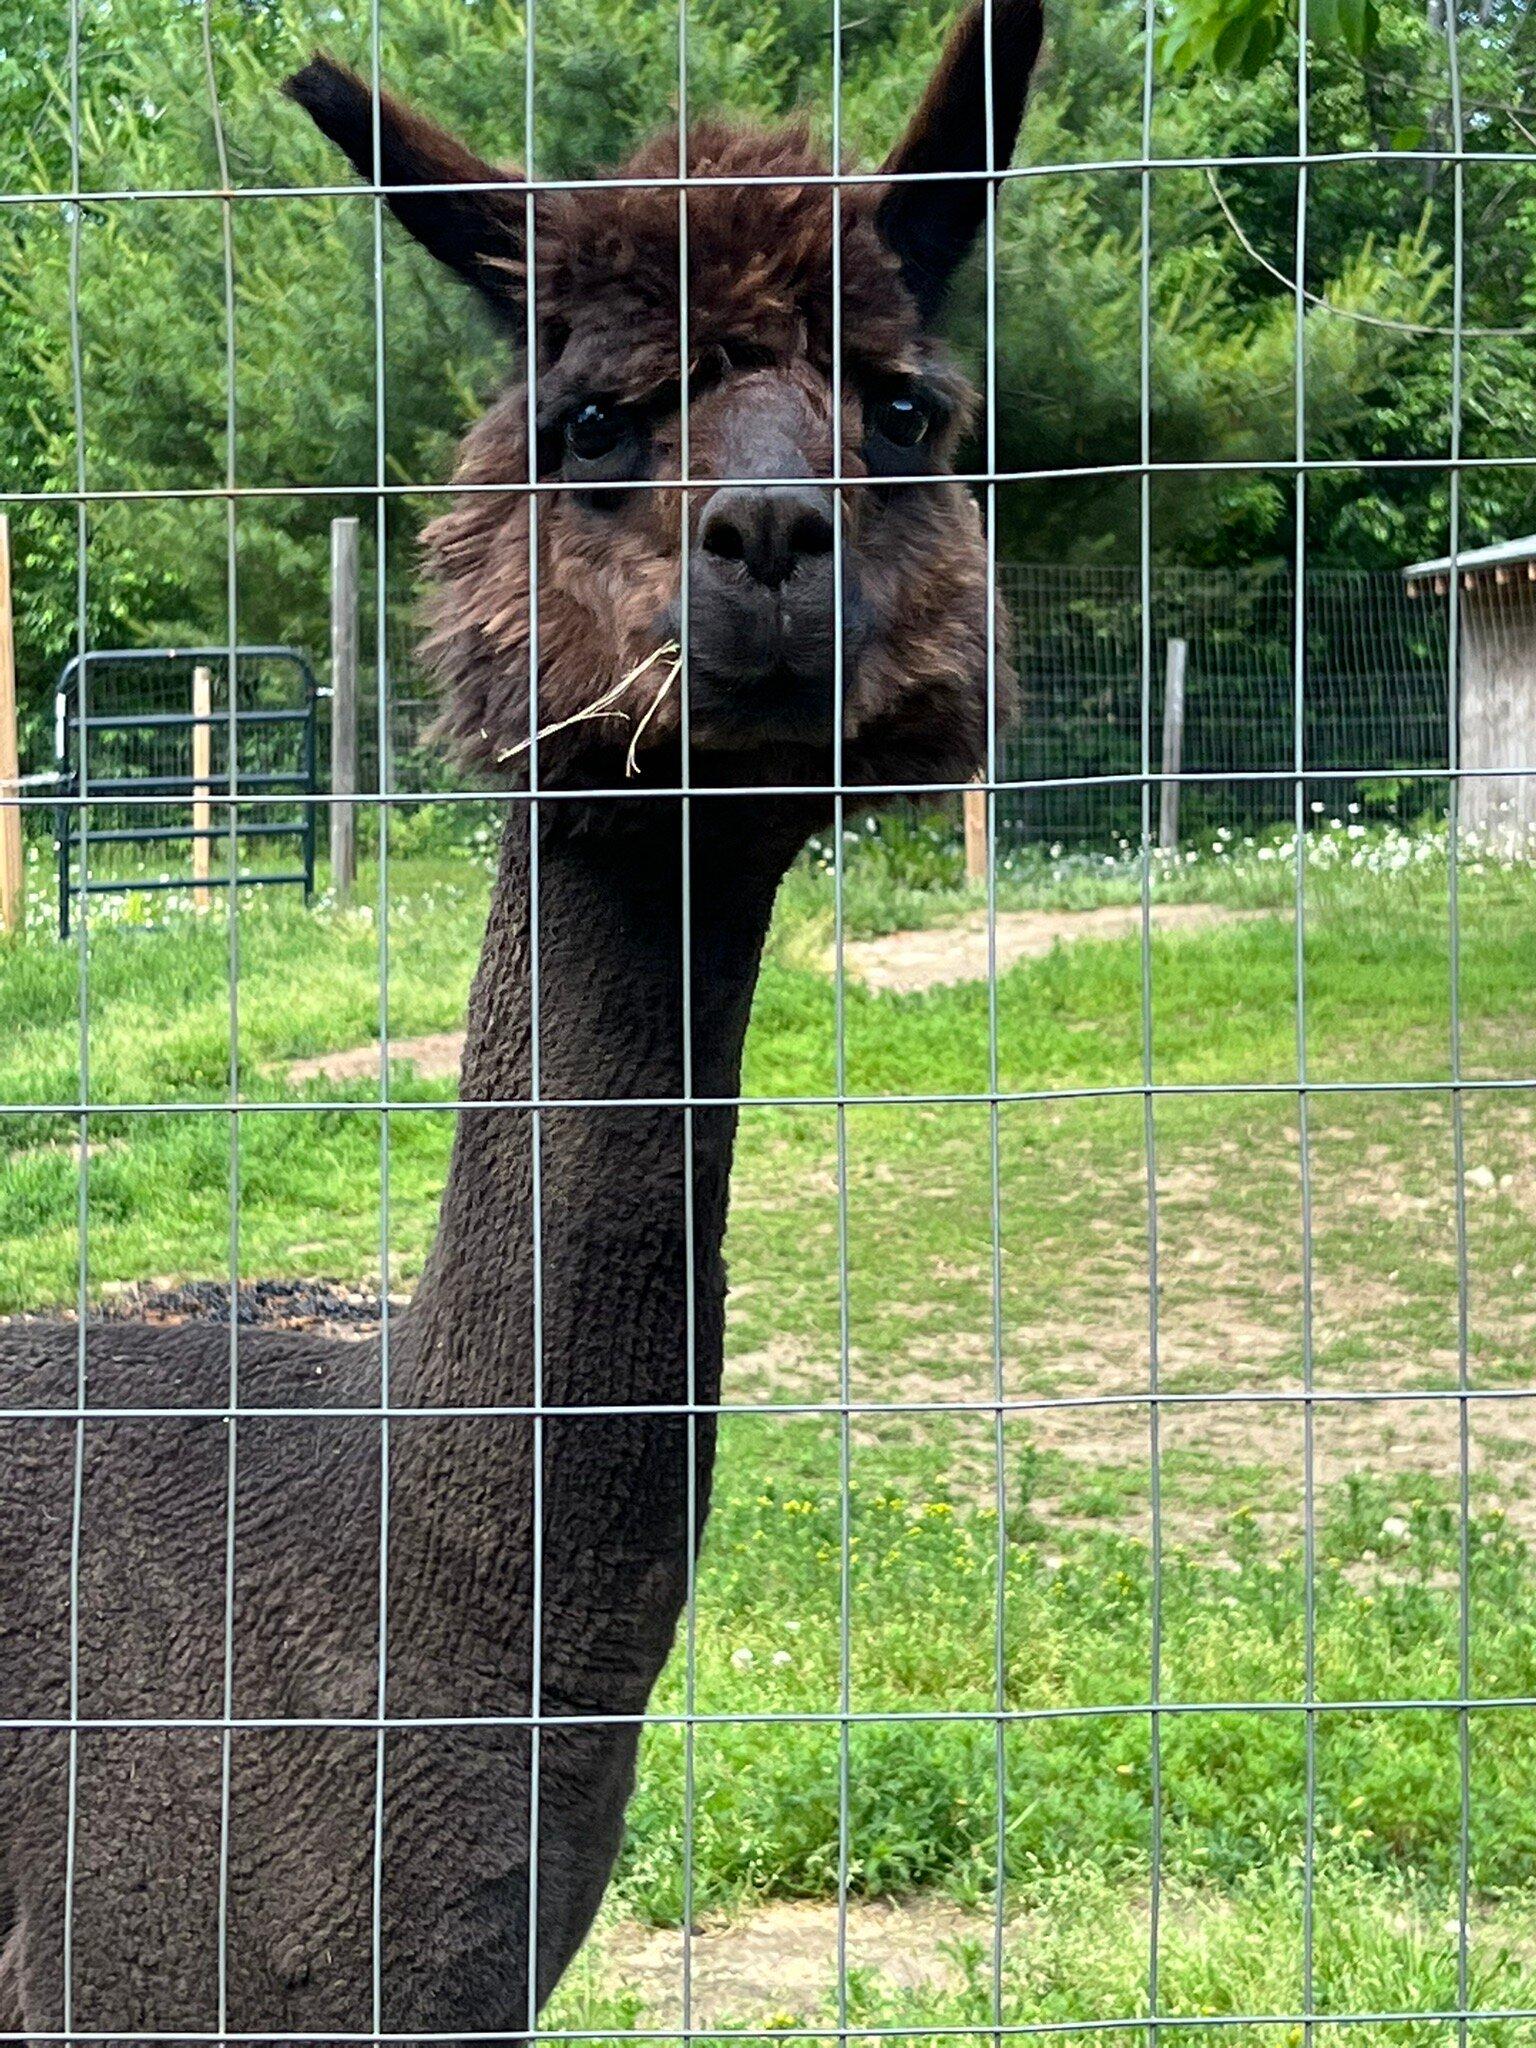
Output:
54,645,318,937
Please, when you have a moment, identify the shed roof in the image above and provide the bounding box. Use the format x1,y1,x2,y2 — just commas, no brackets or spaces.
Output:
1402,534,1536,580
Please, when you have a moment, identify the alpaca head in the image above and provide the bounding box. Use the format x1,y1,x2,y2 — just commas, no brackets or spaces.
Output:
287,0,1042,808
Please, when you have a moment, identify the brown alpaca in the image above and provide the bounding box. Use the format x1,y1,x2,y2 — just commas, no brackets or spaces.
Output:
290,8,1036,790
0,5,1041,2038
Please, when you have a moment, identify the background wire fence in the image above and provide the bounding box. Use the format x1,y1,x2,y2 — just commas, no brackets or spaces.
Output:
20,569,1534,859
374,567,1461,845
1000,562,1454,846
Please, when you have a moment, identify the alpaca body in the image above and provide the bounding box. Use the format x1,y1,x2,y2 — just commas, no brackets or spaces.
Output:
0,806,786,2040
0,1317,644,2038
0,0,1042,2026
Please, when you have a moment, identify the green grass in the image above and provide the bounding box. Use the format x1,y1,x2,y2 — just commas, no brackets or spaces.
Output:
5,820,1531,1318
4,817,1536,2040
551,1454,1536,2042
620,1463,1536,1908
551,1856,1536,2048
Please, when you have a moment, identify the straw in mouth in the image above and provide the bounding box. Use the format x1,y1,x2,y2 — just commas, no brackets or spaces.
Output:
624,652,683,778
492,641,683,768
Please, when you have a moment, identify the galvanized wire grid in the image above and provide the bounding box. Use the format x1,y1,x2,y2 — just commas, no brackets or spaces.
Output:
4,0,1530,2039
996,565,1463,845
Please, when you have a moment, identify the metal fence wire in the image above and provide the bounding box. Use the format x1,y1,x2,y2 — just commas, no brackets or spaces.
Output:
2,0,1534,2042
998,563,1454,847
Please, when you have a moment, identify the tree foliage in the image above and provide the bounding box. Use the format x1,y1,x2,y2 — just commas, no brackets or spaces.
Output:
2,0,1534,739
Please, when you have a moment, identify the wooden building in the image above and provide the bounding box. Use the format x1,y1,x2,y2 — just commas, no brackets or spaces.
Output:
1404,535,1536,847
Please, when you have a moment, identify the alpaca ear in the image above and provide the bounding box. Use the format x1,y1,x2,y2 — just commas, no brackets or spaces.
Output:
285,54,525,315
876,0,1043,323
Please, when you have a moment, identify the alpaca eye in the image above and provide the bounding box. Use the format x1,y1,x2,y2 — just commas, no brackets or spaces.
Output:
870,395,930,448
565,402,625,462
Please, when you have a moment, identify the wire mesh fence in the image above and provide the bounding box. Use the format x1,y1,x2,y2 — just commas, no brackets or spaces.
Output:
998,562,1454,847
371,567,1483,850
27,567,1526,863
1,0,1534,2042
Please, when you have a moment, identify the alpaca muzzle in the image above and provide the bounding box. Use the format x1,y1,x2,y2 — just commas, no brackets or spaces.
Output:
676,538,868,747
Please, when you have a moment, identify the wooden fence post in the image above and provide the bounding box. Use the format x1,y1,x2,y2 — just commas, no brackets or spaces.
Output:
329,517,359,902
963,777,988,884
0,516,21,936
192,663,212,911
1158,636,1188,854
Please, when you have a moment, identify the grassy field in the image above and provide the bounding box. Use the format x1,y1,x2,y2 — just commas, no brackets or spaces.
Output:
3,811,1536,2043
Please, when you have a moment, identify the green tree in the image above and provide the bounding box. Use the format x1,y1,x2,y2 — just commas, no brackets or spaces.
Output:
2,0,1533,748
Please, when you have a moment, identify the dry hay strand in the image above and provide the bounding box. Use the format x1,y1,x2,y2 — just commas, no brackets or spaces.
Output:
493,642,682,768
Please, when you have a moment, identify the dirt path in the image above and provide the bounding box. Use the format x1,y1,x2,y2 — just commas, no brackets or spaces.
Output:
283,904,1273,1085
842,902,1272,994
286,1029,465,1087
573,1895,987,2026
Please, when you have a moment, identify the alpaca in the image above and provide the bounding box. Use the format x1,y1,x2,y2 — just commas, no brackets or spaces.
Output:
0,3,1041,2035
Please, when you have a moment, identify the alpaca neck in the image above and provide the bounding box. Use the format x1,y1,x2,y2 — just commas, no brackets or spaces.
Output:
405,797,796,1424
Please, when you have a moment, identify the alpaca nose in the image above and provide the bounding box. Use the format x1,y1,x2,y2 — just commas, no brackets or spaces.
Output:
697,485,835,590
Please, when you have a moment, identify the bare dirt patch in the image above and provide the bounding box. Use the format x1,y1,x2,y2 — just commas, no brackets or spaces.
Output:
576,1896,988,2027
95,1277,402,1340
1008,1352,1536,1543
574,1889,1535,2026
286,1030,465,1088
843,904,1273,995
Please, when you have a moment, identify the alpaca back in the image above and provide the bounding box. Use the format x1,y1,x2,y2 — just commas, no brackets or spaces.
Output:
0,1318,385,2031
0,1315,641,2036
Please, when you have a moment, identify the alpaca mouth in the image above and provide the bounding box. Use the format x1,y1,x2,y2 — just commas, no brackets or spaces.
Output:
686,662,842,750
665,572,867,747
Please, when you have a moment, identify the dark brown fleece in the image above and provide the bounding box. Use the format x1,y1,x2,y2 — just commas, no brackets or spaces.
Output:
422,119,1012,789
0,2,1043,2036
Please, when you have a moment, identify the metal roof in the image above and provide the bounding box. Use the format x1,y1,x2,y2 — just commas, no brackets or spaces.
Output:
1402,533,1536,579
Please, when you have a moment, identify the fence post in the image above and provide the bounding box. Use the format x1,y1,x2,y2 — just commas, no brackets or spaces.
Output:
963,777,987,884
330,516,359,902
0,516,21,936
192,663,212,911
1158,636,1188,853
